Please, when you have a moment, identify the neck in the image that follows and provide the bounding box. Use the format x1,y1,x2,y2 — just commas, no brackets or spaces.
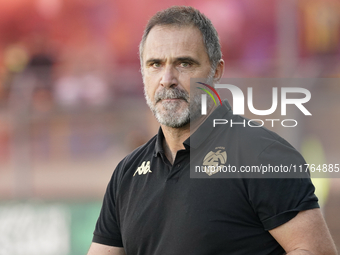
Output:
161,104,217,165
161,124,189,165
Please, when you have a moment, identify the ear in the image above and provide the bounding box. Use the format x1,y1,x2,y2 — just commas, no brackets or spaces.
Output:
213,59,225,82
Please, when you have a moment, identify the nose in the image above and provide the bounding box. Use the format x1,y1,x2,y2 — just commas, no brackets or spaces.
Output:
160,65,178,88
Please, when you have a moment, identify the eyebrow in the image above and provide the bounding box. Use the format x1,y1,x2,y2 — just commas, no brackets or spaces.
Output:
176,57,200,65
145,58,162,65
145,56,200,66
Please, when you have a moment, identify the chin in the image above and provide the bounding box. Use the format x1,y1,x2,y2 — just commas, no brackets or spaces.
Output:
155,107,190,128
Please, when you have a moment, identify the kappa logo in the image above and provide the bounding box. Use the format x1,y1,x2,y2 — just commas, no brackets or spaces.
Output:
133,161,152,176
202,148,227,176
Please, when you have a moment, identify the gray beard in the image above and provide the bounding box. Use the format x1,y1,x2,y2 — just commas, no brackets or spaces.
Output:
144,86,202,128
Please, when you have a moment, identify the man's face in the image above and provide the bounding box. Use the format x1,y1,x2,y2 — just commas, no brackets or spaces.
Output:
142,25,213,128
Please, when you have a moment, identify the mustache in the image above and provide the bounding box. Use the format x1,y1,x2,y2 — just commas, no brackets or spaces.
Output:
155,87,189,103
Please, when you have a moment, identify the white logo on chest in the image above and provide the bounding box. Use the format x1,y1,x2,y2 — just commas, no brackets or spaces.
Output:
133,161,152,176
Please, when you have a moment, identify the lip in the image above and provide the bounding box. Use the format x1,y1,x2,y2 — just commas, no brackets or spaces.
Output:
157,98,183,103
156,98,187,104
162,98,182,101
163,98,187,104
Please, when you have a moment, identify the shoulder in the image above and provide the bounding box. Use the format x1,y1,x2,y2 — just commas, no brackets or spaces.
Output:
211,114,307,178
121,134,157,169
110,134,158,185
220,114,299,158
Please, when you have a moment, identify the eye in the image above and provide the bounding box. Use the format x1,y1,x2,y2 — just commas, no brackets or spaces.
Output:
152,62,161,68
180,62,190,68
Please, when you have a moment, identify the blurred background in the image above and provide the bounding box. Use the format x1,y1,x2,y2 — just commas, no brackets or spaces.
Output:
0,0,339,254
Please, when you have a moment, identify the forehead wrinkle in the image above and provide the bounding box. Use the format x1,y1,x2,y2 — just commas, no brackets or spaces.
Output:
143,25,206,61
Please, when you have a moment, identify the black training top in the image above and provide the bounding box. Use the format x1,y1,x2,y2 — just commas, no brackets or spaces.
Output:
93,100,319,255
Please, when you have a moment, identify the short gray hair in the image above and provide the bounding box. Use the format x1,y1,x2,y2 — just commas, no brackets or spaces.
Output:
139,6,222,72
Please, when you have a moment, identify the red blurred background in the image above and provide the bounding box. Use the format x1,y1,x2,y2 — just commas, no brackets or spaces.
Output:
0,0,340,254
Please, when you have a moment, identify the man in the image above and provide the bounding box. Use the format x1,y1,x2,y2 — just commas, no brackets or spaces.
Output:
88,6,337,255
